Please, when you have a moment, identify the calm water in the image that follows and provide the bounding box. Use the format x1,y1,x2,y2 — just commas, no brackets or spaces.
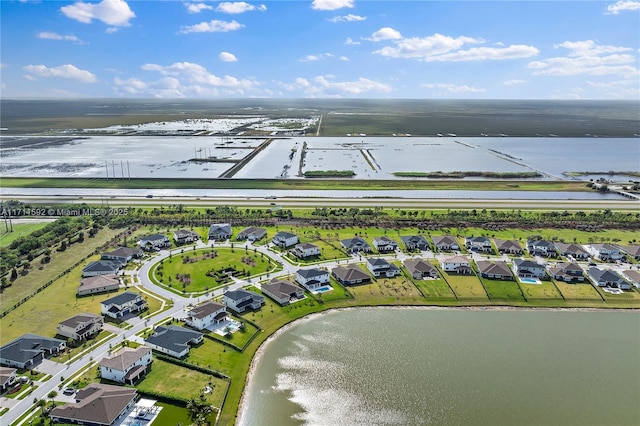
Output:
239,308,640,426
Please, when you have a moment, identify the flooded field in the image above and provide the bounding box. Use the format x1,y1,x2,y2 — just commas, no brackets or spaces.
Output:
1,135,637,181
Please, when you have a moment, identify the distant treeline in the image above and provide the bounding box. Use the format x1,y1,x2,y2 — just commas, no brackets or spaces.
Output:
393,171,542,179
564,171,640,178
304,170,355,178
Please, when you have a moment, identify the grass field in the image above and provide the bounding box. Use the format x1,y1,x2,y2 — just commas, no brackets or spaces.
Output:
0,177,590,192
346,274,425,305
137,358,227,408
554,281,604,300
594,286,640,302
0,222,51,248
410,275,457,300
518,280,564,299
481,278,525,301
443,272,489,300
205,318,260,350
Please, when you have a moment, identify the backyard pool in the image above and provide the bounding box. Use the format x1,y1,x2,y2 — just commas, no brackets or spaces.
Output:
313,286,333,293
519,277,542,285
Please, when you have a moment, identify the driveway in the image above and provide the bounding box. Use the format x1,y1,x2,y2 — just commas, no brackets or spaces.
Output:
35,359,66,377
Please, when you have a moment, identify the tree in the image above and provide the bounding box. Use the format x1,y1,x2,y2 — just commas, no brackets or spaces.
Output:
186,397,215,426
10,267,18,281
47,390,58,407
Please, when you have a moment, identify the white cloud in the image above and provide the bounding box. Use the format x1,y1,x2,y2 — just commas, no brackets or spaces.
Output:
141,61,257,91
114,76,147,94
345,37,360,46
367,27,402,41
527,40,639,77
372,32,538,62
299,53,335,62
23,64,97,83
311,0,354,11
340,56,349,61
504,79,526,86
421,83,486,94
606,0,640,14
179,20,244,33
37,32,82,43
60,0,135,26
219,51,238,62
329,14,366,22
216,2,266,13
106,27,119,33
185,2,213,14
284,75,392,96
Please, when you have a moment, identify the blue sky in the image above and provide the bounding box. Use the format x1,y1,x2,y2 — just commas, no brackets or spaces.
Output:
1,0,639,99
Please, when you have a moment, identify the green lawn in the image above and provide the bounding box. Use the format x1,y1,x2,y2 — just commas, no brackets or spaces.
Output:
554,280,604,300
137,358,227,408
0,222,51,248
313,281,352,303
481,278,525,301
443,272,489,300
594,286,640,302
153,248,276,293
410,276,457,300
518,280,564,299
204,318,260,350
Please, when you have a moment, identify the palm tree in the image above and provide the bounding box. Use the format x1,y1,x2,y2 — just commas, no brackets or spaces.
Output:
186,397,215,426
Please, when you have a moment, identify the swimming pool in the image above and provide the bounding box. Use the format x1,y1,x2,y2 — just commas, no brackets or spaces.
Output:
314,286,332,293
519,277,542,284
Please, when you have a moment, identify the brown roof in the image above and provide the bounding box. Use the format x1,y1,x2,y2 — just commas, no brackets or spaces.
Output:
494,238,523,251
432,235,458,246
403,258,436,274
263,279,304,298
622,270,640,283
332,264,370,282
620,245,640,256
476,260,512,277
442,255,470,265
50,383,137,425
78,275,120,292
99,347,151,372
188,300,225,320
0,367,16,385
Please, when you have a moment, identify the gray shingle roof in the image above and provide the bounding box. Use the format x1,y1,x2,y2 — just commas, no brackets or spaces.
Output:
297,268,327,279
50,384,137,425
145,325,203,354
0,334,65,366
101,291,141,307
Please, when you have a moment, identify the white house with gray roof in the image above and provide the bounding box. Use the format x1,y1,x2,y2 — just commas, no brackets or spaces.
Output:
294,242,320,259
527,240,557,257
587,244,624,261
366,258,401,278
102,247,143,264
465,236,493,253
548,262,585,283
401,235,430,251
139,233,170,251
57,313,103,343
272,231,299,248
587,268,630,289
432,235,459,252
208,223,232,241
341,237,372,253
296,268,330,291
99,347,152,385
82,260,121,277
184,300,228,331
513,259,546,278
173,229,200,245
236,227,267,242
144,325,203,358
554,243,590,260
440,255,472,274
100,292,147,320
223,289,265,313
373,236,398,252
0,334,66,369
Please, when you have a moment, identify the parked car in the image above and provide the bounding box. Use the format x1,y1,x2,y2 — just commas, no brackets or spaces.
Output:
62,387,76,395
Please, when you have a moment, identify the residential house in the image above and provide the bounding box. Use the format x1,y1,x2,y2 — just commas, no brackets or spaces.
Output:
0,367,16,393
208,223,232,241
77,275,120,297
184,300,228,331
587,268,630,289
272,231,299,248
619,245,640,261
236,227,267,242
102,247,143,265
476,261,513,280
527,240,558,257
139,233,170,251
400,235,430,251
440,255,472,274
296,268,330,291
373,236,398,252
554,243,590,260
494,239,523,255
465,236,493,253
513,259,546,278
341,237,373,254
622,270,640,289
100,292,147,320
548,262,585,283
50,384,137,426
144,325,203,358
0,334,66,369
56,313,103,343
261,279,305,305
173,229,199,245
366,258,401,278
332,264,371,286
432,235,459,252
82,260,121,277
587,244,624,261
403,258,438,279
223,289,265,313
99,347,152,385
294,242,320,259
